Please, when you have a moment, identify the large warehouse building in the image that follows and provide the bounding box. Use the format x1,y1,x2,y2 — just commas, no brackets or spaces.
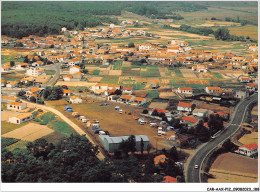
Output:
98,135,150,153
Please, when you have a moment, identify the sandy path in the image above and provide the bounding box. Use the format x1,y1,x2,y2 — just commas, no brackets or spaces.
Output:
22,100,105,160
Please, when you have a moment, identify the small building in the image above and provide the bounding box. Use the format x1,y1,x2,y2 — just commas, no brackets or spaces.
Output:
177,87,193,94
70,96,82,104
6,81,19,88
240,77,250,83
205,87,222,94
63,74,73,82
235,89,249,99
193,108,212,117
98,135,150,153
1,96,20,103
150,80,159,89
192,65,207,72
177,102,194,112
122,87,133,95
26,67,44,77
8,113,34,124
238,143,258,157
180,116,200,128
119,95,135,103
1,79,7,87
63,89,71,97
245,83,256,92
69,66,81,74
149,108,171,116
7,102,27,111
26,87,41,99
16,63,29,70
132,97,146,105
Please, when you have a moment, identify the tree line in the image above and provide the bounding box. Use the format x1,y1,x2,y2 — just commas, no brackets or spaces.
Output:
2,134,183,182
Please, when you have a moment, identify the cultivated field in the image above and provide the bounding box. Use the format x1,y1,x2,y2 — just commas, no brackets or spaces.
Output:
208,153,258,183
2,123,54,142
56,81,96,87
238,132,258,145
180,69,198,79
149,102,168,109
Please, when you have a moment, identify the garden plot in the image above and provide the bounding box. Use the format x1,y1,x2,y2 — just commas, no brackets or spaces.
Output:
109,70,122,76
2,123,54,142
86,77,103,82
122,61,132,67
180,69,198,79
56,81,96,87
149,102,168,109
99,69,109,75
185,79,209,85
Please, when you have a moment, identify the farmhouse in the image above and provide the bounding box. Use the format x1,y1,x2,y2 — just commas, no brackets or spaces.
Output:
16,63,29,70
150,80,159,89
149,108,171,116
122,87,133,95
6,81,19,88
1,64,11,72
235,89,249,99
238,143,258,157
240,77,250,83
98,135,150,153
205,87,222,94
26,87,41,99
138,43,152,51
132,97,146,105
8,112,34,124
7,102,27,111
192,65,207,72
180,116,200,128
193,108,212,117
177,102,194,112
21,76,35,84
63,89,71,97
70,96,82,104
32,61,44,67
177,87,193,94
1,96,20,103
69,66,81,74
1,79,7,87
119,95,135,103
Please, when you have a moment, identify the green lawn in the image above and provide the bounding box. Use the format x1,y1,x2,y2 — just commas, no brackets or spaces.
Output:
1,55,15,64
49,120,76,137
100,76,119,84
92,69,100,75
112,61,122,70
122,67,131,70
1,121,29,134
147,90,159,99
45,70,56,75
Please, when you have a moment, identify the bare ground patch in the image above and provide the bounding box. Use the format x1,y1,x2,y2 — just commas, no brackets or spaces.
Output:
149,102,168,109
180,69,198,79
109,70,122,76
56,81,96,87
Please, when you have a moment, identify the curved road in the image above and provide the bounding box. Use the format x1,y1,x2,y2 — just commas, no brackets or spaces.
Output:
43,63,61,87
22,99,105,160
186,93,258,183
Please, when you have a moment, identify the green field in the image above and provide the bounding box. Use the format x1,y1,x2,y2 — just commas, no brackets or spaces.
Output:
92,69,100,75
122,70,140,76
6,140,29,151
49,120,77,137
45,70,56,75
1,137,21,148
213,72,223,79
112,61,122,70
1,121,29,134
147,90,159,99
140,67,160,77
100,76,119,84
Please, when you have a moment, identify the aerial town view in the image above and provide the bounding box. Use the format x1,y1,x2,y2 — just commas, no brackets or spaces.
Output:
1,1,258,188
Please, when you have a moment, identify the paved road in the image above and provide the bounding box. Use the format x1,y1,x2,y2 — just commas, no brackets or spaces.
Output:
22,99,105,160
186,93,258,183
43,63,61,86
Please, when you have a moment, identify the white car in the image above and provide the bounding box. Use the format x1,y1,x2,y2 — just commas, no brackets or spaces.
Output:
194,165,199,169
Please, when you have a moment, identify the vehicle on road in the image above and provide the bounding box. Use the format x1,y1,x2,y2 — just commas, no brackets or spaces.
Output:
194,165,199,169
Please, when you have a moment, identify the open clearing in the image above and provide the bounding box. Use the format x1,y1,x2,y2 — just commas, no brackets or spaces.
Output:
238,132,258,145
2,123,54,142
185,79,209,85
149,102,168,109
208,153,258,183
56,81,96,87
46,99,175,151
180,69,198,79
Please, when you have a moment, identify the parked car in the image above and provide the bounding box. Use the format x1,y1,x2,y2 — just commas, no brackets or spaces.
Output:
93,120,99,123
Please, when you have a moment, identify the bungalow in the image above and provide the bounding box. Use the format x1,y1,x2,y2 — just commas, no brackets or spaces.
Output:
63,74,73,82
240,77,250,83
26,67,44,77
133,97,146,105
138,43,152,51
177,102,194,112
180,116,200,128
192,65,207,72
92,83,108,91
122,87,133,95
235,89,249,99
69,66,80,74
108,84,121,90
193,108,212,117
1,96,20,103
245,83,256,92
16,63,29,70
6,81,19,88
7,102,27,111
205,87,222,94
177,87,193,94
1,79,7,87
26,87,41,99
104,89,116,96
119,95,135,103
72,72,83,79
8,112,34,124
32,61,44,67
70,96,82,104
106,95,118,101
238,143,258,157
154,154,168,167
150,80,159,89
20,76,35,84
63,89,71,97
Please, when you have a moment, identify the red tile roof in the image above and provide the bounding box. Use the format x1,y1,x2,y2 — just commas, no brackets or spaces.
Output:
163,176,177,183
239,143,258,151
178,102,192,108
181,116,199,124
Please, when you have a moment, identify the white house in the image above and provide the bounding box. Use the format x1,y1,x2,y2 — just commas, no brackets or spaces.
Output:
70,96,82,104
235,89,249,99
8,113,34,124
32,61,44,67
205,87,222,94
238,143,258,157
138,43,152,51
6,81,19,88
177,87,193,94
245,83,256,92
122,87,133,95
1,64,10,72
132,97,146,105
1,96,20,103
1,79,7,87
26,67,44,77
7,102,27,111
240,77,250,83
92,83,109,91
193,108,212,117
63,89,71,97
177,102,193,112
16,63,29,70
63,74,73,82
69,66,80,74
26,87,41,99
119,95,135,103
192,65,207,72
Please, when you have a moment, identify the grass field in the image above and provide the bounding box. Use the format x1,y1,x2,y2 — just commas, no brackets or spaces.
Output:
1,121,29,134
100,76,119,84
44,70,56,75
146,90,159,99
1,137,20,148
49,120,77,137
122,70,140,76
1,55,15,64
112,61,122,70
140,67,160,77
92,69,100,75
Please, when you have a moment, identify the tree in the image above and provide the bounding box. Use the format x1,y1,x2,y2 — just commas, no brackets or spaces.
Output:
18,90,26,97
142,109,148,114
10,61,15,67
128,42,135,48
129,52,134,56
119,135,136,155
82,69,88,74
214,27,230,41
151,109,158,116
114,89,122,95
25,81,33,87
29,96,36,103
124,57,128,61
167,146,178,161
140,138,144,155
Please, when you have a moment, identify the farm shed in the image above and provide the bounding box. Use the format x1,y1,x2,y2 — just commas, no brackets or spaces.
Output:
98,135,150,153
8,113,33,124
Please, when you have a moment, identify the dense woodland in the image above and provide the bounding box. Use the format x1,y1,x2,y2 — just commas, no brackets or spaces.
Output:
2,134,184,182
